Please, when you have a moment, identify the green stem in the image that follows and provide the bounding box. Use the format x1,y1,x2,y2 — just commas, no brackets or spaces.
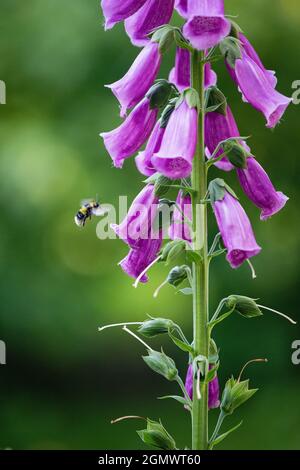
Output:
191,50,209,450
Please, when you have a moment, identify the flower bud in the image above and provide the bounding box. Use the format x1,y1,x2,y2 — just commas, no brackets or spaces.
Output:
154,174,173,198
138,318,174,338
137,419,176,450
146,80,173,110
160,240,186,264
167,265,188,287
221,377,258,415
143,349,178,381
226,295,263,318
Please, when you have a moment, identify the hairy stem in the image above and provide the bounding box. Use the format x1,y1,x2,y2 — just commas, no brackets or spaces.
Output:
191,50,209,450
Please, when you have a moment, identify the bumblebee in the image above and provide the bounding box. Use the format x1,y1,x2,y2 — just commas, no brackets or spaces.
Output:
75,199,106,227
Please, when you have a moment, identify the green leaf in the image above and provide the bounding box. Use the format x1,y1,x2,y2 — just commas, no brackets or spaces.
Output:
158,395,189,406
186,250,202,264
204,362,219,384
209,421,243,449
168,327,194,354
178,287,193,296
209,308,235,330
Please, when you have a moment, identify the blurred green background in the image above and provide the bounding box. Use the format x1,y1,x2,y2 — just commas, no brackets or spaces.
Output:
0,0,299,450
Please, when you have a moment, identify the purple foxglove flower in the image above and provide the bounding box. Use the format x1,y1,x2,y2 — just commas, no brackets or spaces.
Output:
169,48,217,92
205,105,247,172
226,51,292,128
125,0,175,47
169,191,192,242
135,120,165,176
101,97,158,168
119,235,162,283
237,157,289,221
112,184,159,248
183,0,231,51
151,97,198,179
213,191,261,268
175,0,188,18
106,42,161,118
101,0,148,30
238,33,277,89
185,364,220,409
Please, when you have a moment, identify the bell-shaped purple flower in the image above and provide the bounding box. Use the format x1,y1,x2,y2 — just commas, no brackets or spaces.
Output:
135,120,165,176
205,105,248,172
106,42,161,118
101,0,148,30
119,235,162,283
213,190,261,268
151,96,198,179
112,184,159,248
237,157,289,221
101,97,158,168
169,191,192,242
125,0,175,47
183,0,231,51
226,50,292,128
169,48,217,92
185,364,220,409
175,0,188,18
238,33,277,89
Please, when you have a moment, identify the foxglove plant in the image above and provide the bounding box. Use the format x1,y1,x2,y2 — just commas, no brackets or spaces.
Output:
92,0,296,450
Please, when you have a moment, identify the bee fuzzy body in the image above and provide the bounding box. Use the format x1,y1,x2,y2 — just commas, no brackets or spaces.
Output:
75,200,104,227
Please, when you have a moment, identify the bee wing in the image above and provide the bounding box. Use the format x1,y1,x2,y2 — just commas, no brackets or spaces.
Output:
92,205,110,216
80,198,94,206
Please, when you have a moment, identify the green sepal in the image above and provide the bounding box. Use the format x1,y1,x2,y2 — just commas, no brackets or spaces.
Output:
229,19,243,39
178,287,193,296
205,86,227,115
142,349,178,381
186,250,202,264
137,419,177,450
160,101,176,128
219,36,242,69
167,265,189,288
183,88,201,112
223,140,249,169
221,377,258,415
209,339,219,364
208,178,226,204
151,25,176,54
154,174,174,198
146,79,173,110
204,362,220,384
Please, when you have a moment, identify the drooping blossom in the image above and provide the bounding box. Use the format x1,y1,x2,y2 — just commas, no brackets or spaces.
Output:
169,48,217,92
226,43,292,128
152,96,198,179
238,33,277,88
185,364,220,409
125,0,175,47
213,190,261,268
169,191,192,243
182,0,231,50
101,0,148,30
106,42,161,118
135,120,165,176
205,105,248,172
112,184,158,248
119,235,162,283
100,97,158,168
237,157,289,221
